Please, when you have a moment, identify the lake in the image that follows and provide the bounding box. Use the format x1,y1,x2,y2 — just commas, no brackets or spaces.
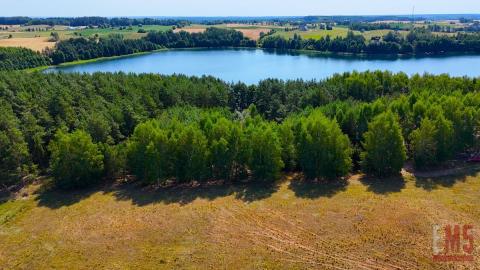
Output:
46,48,480,84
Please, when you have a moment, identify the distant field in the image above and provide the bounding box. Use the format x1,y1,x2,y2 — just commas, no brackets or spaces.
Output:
274,27,411,40
0,25,174,50
0,22,464,50
272,26,456,41
274,27,352,39
0,25,173,39
69,25,173,39
1,166,479,269
177,24,277,40
0,37,55,51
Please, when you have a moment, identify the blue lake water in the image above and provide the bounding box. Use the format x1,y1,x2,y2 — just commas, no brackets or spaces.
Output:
46,48,480,84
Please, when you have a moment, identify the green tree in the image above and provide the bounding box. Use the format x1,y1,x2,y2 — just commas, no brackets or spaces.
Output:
297,111,352,180
86,114,111,143
0,102,30,186
245,122,284,182
171,124,209,183
361,111,406,176
48,130,104,189
20,112,47,167
126,121,170,184
102,142,127,180
208,118,243,181
433,115,454,162
411,118,438,168
278,119,297,171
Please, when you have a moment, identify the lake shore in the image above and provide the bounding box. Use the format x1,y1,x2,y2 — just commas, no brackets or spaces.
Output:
28,46,480,74
39,47,480,84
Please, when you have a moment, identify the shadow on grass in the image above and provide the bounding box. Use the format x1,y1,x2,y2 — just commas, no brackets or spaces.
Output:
233,180,281,202
414,167,479,191
111,179,281,206
34,181,104,209
33,175,281,208
359,174,406,195
288,175,348,199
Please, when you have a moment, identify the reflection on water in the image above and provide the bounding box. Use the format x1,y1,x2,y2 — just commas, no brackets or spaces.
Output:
46,48,480,84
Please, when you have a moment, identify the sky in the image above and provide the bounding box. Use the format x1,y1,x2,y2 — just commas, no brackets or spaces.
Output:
2,0,480,17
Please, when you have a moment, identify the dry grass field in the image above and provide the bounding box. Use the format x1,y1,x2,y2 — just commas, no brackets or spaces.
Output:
0,22,460,50
0,25,174,51
177,24,273,40
0,165,479,269
0,37,55,51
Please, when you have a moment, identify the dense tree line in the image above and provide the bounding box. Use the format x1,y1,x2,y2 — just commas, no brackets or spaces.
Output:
47,35,160,64
145,28,256,48
4,27,480,71
0,16,189,27
126,107,284,185
44,28,256,65
0,27,257,70
0,71,479,189
261,28,480,55
345,22,408,31
0,47,51,71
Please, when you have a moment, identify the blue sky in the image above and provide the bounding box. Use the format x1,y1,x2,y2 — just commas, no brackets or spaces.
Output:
3,0,480,17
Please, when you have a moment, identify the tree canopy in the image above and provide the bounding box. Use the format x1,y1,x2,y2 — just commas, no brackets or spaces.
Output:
0,71,478,188
361,111,407,177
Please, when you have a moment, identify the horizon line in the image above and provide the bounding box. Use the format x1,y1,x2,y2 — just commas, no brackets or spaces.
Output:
1,13,480,18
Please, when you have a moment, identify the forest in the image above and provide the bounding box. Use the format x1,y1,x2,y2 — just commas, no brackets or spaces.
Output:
0,47,51,71
341,22,409,31
0,28,256,68
47,35,159,64
46,28,256,65
261,28,480,54
1,71,479,189
145,27,257,48
0,16,189,27
3,27,480,71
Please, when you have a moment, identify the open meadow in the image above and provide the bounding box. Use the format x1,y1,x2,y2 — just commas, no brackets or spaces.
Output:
0,25,173,51
271,26,455,41
0,21,466,51
1,166,479,269
176,23,281,40
0,37,55,51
